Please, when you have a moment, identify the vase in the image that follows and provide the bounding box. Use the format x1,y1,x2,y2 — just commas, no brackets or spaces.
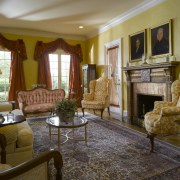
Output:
58,111,75,123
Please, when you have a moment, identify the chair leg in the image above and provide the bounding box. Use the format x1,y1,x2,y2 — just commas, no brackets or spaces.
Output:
100,109,104,119
147,133,156,153
107,107,110,117
82,108,85,117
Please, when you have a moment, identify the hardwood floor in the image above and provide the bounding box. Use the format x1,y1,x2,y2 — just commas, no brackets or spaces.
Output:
82,107,180,148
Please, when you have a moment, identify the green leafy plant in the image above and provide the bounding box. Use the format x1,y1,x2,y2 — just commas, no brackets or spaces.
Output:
55,98,77,115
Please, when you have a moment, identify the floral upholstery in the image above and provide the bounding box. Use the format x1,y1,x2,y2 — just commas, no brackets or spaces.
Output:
145,80,180,135
81,77,111,118
17,88,65,116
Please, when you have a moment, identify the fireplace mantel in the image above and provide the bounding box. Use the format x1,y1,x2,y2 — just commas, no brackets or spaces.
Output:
122,61,180,125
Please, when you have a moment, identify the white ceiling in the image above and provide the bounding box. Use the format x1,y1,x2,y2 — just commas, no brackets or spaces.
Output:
0,0,164,39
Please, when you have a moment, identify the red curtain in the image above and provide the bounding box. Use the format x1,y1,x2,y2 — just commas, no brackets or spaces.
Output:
0,34,27,107
34,38,83,105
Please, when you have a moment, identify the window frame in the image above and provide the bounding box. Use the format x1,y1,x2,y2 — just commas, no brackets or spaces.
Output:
49,49,70,95
0,48,11,101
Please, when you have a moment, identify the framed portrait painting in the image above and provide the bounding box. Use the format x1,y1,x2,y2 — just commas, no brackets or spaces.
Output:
150,19,172,58
129,30,146,62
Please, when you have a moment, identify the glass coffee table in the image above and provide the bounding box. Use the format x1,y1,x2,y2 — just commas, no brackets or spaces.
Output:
46,116,88,149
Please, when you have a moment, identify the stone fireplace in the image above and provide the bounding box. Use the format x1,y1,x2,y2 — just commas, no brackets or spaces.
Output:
123,61,179,127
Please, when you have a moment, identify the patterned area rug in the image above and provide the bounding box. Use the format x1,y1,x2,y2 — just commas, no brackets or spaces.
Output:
27,113,180,180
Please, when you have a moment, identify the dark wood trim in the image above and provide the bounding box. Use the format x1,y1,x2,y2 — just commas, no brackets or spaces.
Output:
0,150,63,180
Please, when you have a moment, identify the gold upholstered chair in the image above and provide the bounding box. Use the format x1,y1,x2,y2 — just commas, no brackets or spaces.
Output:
81,76,111,119
144,79,180,152
0,150,63,180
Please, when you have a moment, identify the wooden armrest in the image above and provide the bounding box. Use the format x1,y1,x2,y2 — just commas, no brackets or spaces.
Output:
0,150,63,180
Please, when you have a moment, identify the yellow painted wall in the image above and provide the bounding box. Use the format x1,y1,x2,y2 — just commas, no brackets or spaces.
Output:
2,33,85,89
85,0,180,111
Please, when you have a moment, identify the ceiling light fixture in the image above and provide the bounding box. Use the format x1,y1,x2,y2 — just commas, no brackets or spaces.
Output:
79,26,84,29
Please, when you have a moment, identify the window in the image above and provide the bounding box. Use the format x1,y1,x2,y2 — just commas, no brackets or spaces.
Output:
49,50,70,96
0,49,11,101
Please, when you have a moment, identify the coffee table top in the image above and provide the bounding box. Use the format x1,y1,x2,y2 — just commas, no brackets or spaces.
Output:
0,115,25,127
46,116,88,128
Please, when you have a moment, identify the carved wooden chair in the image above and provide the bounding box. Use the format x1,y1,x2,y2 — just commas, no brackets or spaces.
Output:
144,79,180,152
0,149,63,180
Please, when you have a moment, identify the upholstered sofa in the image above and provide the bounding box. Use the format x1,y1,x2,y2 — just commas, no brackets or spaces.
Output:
0,110,33,166
17,87,65,116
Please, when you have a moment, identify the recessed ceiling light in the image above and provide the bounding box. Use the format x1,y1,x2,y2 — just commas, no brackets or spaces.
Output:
79,26,84,29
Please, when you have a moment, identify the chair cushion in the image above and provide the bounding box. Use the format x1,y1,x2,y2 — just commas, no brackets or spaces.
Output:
82,100,105,109
24,103,54,113
16,122,33,148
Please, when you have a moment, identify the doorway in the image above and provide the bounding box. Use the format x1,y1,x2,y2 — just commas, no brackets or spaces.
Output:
105,39,122,116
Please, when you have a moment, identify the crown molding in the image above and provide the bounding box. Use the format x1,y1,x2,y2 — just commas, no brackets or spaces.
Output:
86,0,166,39
0,27,86,41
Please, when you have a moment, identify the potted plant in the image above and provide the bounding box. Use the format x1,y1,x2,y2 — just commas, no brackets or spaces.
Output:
55,99,77,123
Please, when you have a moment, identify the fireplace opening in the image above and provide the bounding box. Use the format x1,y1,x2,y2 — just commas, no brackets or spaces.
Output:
137,94,163,119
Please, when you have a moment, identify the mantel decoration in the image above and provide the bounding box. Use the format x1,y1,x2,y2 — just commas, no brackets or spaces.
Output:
55,99,77,123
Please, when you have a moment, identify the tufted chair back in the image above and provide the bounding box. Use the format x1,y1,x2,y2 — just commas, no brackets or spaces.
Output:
17,88,65,105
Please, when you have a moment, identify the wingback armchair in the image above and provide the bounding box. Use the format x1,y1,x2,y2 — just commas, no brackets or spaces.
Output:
81,77,111,119
144,79,180,152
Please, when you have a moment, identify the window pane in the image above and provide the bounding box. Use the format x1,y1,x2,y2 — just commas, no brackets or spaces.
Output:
49,54,58,89
52,77,58,89
0,50,11,101
61,54,70,95
49,53,70,95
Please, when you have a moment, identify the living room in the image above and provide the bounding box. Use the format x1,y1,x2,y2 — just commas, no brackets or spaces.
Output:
0,0,180,179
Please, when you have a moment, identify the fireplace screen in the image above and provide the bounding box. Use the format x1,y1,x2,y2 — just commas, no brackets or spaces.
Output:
137,94,163,118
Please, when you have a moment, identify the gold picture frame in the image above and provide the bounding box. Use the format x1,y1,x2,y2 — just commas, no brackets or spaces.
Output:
150,19,172,59
129,29,146,62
